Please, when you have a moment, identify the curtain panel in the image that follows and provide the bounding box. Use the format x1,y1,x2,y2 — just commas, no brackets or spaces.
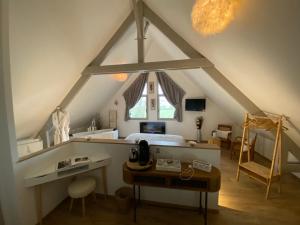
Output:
123,73,149,121
156,71,186,122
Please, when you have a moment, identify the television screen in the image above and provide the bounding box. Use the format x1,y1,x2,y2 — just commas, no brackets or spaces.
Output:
185,99,206,111
140,122,166,134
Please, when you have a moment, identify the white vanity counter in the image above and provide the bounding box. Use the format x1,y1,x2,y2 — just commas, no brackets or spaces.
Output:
24,152,111,187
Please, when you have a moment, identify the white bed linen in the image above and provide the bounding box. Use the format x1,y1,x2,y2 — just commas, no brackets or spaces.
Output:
125,133,185,145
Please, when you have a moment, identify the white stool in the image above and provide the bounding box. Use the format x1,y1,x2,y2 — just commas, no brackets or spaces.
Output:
68,176,96,216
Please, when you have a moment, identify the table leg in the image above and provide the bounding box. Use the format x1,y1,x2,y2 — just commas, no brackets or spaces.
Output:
199,192,202,214
133,184,136,222
204,192,208,225
35,185,43,225
138,185,141,205
101,166,108,199
82,197,86,217
69,198,74,212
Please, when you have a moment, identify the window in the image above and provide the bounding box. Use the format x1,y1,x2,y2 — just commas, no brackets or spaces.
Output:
129,83,148,119
158,84,175,119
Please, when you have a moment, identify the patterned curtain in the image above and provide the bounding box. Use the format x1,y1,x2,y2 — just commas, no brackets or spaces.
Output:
156,71,186,122
123,73,149,121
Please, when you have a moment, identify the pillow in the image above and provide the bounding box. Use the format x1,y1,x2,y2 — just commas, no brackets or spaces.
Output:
216,130,232,139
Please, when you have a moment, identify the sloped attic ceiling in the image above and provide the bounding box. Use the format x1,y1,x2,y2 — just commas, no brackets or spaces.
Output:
65,23,139,129
59,18,242,137
147,23,247,124
144,0,300,147
10,0,300,151
10,0,132,138
65,22,157,129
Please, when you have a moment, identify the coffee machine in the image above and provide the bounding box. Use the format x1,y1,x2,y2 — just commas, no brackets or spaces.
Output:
128,139,150,166
138,140,150,166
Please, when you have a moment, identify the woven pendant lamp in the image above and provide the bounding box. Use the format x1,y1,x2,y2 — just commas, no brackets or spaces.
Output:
112,73,128,82
191,0,240,36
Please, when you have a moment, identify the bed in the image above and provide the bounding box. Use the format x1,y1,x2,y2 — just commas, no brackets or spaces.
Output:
125,133,185,145
125,122,185,145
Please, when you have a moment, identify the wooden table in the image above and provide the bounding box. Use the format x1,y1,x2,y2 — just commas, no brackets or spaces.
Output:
123,161,221,225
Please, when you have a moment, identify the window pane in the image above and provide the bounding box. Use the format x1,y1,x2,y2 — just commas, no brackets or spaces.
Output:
158,84,163,95
142,83,147,95
129,96,147,119
159,96,175,119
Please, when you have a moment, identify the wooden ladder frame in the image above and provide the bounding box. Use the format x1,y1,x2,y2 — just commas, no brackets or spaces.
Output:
236,113,282,199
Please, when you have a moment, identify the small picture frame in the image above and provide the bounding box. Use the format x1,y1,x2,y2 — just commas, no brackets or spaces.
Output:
150,98,156,110
148,81,154,94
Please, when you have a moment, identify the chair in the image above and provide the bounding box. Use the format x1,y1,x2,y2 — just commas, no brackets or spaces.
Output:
68,176,96,216
216,124,232,149
230,134,257,160
230,136,242,159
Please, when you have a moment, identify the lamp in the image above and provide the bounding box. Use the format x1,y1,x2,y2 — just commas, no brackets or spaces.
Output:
191,0,240,36
112,73,128,82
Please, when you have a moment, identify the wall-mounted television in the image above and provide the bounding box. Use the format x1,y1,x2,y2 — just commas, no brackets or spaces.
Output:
185,98,206,111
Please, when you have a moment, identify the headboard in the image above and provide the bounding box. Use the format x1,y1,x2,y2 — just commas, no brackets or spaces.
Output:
218,124,232,131
140,122,166,134
217,124,232,140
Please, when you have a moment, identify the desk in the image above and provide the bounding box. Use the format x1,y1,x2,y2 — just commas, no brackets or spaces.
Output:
123,162,221,225
24,153,111,224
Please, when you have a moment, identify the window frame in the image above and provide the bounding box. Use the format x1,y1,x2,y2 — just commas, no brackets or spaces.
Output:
157,83,176,120
128,83,148,120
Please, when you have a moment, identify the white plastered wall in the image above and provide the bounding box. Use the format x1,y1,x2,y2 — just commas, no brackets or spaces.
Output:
14,143,76,225
99,37,236,140
100,72,235,140
0,0,21,224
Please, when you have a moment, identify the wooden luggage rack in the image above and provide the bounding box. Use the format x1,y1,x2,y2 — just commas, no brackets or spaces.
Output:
236,113,284,199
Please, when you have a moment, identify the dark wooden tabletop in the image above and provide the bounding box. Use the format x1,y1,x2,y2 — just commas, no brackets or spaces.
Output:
123,161,221,192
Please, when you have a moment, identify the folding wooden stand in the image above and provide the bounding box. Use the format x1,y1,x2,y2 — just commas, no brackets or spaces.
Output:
236,113,283,199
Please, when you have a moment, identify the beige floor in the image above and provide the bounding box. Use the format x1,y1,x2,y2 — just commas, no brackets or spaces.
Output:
43,151,300,225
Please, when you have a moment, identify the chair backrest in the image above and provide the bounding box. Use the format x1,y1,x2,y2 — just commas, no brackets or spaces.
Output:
217,124,232,140
249,134,257,161
218,124,232,131
250,134,257,149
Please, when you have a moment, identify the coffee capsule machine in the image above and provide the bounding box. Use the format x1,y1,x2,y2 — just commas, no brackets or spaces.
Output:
138,140,150,166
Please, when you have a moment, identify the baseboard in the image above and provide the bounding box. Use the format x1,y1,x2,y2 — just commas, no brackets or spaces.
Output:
140,199,219,214
96,193,219,213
